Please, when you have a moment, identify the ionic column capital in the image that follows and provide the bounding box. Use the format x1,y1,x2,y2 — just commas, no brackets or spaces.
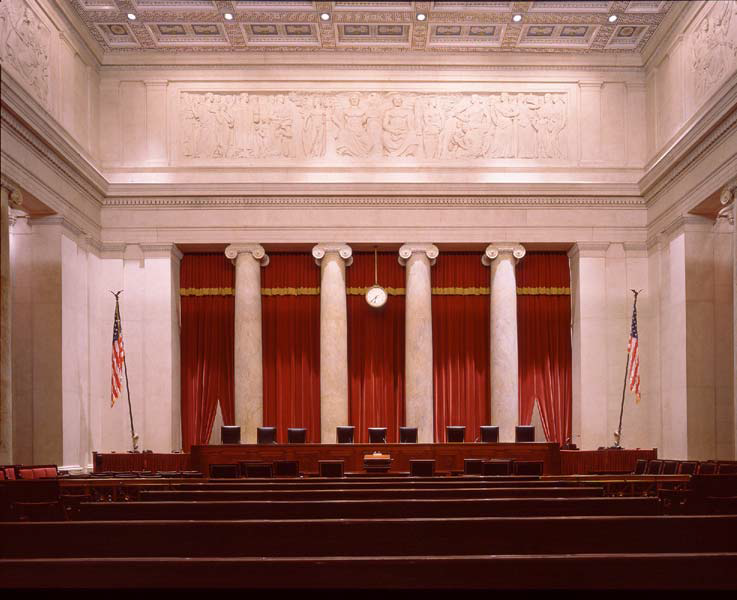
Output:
225,244,269,267
0,177,23,209
398,243,439,267
312,243,352,267
482,243,526,266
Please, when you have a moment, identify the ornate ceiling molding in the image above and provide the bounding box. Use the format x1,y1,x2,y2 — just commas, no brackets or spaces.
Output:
102,195,645,208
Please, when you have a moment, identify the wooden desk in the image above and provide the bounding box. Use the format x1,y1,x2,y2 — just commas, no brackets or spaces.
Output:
190,442,562,475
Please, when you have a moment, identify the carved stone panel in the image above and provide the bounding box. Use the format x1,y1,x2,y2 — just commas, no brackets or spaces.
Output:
0,0,50,106
690,0,737,98
177,90,570,162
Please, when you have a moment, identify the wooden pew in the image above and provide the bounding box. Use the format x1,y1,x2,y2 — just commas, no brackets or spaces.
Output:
137,486,604,502
3,516,735,559
76,497,660,520
3,553,737,589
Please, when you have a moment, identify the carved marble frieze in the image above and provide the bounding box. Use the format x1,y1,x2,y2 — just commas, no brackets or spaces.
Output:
0,0,50,106
178,90,569,162
690,0,737,97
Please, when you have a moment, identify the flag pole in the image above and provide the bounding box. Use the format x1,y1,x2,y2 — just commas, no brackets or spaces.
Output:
112,291,139,452
611,289,642,449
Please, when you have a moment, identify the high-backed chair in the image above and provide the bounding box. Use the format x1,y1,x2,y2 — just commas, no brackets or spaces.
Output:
677,461,698,475
515,425,535,443
410,459,435,477
287,428,307,444
399,427,418,443
368,427,387,443
480,426,499,443
698,461,717,475
209,464,239,478
662,460,679,475
633,458,648,474
257,427,277,445
221,425,241,444
446,426,466,443
645,459,664,475
336,426,355,444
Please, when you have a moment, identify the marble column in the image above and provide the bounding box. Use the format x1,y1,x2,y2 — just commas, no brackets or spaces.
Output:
483,243,526,443
719,177,737,459
399,244,438,444
225,244,269,444
0,180,21,464
312,243,352,443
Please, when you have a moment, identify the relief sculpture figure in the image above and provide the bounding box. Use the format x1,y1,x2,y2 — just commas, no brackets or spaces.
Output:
1,2,49,104
692,1,735,96
333,93,372,158
492,93,520,158
301,95,327,158
382,95,419,157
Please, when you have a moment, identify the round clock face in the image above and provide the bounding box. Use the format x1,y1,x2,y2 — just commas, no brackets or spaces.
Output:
366,285,388,308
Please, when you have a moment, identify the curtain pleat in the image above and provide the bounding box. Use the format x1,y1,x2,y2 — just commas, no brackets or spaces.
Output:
262,253,321,443
516,252,572,445
347,252,405,443
180,254,235,451
432,252,490,442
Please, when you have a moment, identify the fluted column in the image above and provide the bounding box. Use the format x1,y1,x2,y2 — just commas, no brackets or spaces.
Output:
399,243,438,443
312,243,352,443
0,180,21,464
225,244,269,444
483,243,526,442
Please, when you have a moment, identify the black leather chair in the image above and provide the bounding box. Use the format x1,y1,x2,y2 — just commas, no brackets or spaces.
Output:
257,427,277,445
677,461,698,475
399,427,418,443
515,425,535,442
446,426,466,443
410,459,435,477
633,458,648,474
221,425,241,444
480,425,499,443
287,428,307,444
274,460,299,477
368,427,387,443
209,464,239,478
646,459,664,474
662,460,679,475
319,460,344,477
336,426,355,444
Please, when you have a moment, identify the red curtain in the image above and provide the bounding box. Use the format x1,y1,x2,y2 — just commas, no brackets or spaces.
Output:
347,252,405,443
432,252,490,442
180,254,235,451
262,253,321,443
517,252,572,445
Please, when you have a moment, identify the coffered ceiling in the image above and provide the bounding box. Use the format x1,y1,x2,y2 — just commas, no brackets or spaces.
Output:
69,0,674,54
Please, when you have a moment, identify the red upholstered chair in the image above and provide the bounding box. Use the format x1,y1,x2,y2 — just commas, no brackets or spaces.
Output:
44,467,58,478
0,470,4,480
18,469,35,480
32,468,48,479
4,467,17,480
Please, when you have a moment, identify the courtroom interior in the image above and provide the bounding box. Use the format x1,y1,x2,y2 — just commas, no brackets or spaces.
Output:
1,0,737,590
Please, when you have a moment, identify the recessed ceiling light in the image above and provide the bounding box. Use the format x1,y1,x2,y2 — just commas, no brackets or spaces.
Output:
416,13,427,21
320,12,331,21
512,14,522,23
608,14,618,23
224,13,234,21
127,13,137,21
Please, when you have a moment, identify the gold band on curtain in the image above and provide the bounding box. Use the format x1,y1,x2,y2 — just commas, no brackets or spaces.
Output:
181,286,570,297
517,287,571,295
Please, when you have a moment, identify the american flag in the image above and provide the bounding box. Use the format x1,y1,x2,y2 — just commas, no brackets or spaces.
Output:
627,297,641,404
111,296,125,407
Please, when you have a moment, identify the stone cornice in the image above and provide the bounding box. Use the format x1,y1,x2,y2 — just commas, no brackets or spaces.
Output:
641,74,737,203
0,74,106,198
225,244,269,267
398,244,439,267
140,243,184,261
567,242,610,259
103,195,646,209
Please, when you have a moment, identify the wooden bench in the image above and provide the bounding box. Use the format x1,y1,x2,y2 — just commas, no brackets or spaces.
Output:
76,497,660,521
4,515,735,558
137,486,604,502
2,553,737,589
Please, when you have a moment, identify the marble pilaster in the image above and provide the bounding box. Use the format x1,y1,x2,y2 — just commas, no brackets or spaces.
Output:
399,243,438,443
0,181,21,464
312,243,352,443
483,243,525,443
225,244,269,444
